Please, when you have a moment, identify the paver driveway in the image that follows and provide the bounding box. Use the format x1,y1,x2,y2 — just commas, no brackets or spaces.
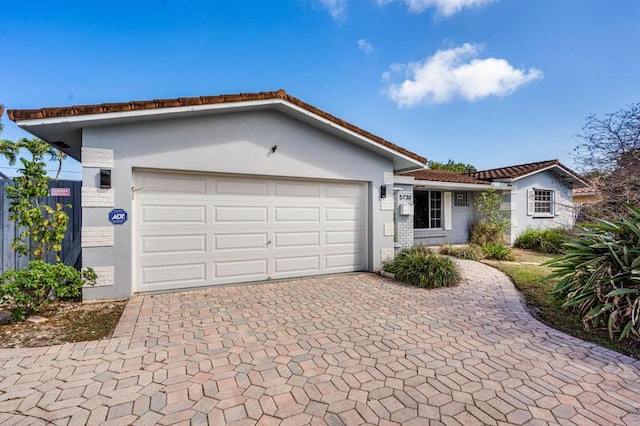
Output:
1,260,639,425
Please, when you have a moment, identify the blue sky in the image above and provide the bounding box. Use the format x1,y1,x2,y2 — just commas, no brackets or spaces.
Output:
1,0,639,179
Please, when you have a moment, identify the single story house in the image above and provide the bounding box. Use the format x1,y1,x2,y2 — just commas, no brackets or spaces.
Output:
8,90,427,299
8,91,588,299
396,159,589,247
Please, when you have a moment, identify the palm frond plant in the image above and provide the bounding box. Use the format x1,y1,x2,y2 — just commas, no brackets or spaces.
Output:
547,203,640,342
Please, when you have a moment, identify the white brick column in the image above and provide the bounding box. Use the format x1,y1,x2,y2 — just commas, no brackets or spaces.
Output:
395,183,414,250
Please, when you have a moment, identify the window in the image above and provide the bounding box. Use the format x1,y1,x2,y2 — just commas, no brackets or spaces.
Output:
534,189,553,215
414,191,442,229
454,192,468,207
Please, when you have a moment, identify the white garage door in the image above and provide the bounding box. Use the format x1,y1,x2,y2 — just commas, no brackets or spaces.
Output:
133,170,367,292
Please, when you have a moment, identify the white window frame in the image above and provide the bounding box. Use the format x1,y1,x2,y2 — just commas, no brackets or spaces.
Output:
414,190,443,230
454,191,469,207
528,188,555,217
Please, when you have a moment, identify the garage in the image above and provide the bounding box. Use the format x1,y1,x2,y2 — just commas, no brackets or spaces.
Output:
9,90,426,299
133,170,367,292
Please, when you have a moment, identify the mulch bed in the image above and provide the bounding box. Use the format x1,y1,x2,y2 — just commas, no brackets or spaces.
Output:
0,300,127,348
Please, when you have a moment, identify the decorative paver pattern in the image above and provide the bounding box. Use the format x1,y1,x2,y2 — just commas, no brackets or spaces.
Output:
1,260,639,425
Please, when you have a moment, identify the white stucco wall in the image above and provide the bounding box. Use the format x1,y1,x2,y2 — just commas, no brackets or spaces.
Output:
81,109,396,299
509,170,575,244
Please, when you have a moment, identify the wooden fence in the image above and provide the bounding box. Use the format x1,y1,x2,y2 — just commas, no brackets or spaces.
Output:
0,180,82,273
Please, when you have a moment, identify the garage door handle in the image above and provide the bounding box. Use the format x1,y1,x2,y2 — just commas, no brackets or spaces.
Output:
267,240,272,245
131,186,143,200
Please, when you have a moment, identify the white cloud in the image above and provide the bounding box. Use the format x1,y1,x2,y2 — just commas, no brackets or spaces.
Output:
378,0,497,17
384,43,543,107
319,0,348,20
357,39,374,53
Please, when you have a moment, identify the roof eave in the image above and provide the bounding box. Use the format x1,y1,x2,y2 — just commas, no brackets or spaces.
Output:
12,97,426,169
511,165,589,188
412,180,493,190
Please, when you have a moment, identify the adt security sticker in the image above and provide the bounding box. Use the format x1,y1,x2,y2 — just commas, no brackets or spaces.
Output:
108,208,128,225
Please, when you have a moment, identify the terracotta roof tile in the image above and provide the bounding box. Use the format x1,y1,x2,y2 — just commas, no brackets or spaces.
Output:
467,159,581,180
467,159,588,188
402,169,491,185
8,90,426,164
573,178,599,194
466,160,558,180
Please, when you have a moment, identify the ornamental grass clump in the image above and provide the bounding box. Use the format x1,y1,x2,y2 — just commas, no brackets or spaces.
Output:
482,243,515,261
547,204,640,342
383,246,460,289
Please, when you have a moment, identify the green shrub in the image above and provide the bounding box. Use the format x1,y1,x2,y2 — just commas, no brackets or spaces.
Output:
470,222,506,246
547,204,640,342
439,244,486,261
470,189,510,246
383,247,460,289
0,261,97,320
515,228,570,253
482,243,515,261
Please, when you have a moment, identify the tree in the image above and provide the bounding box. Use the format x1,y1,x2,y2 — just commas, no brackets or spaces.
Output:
6,138,69,260
0,140,17,166
574,104,640,220
575,103,640,172
0,137,96,320
47,147,66,180
0,106,18,165
428,159,476,173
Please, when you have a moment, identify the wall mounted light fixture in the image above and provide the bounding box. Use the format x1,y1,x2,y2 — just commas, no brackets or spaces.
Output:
100,169,112,189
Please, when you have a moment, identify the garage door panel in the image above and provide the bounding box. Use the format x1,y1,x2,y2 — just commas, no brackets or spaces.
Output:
275,182,321,197
274,232,320,248
214,206,268,223
141,263,206,286
214,259,268,279
215,179,268,196
135,171,367,292
138,173,207,194
326,207,363,222
326,184,366,199
142,205,207,223
142,234,207,255
214,233,268,250
326,253,365,269
325,231,363,245
274,207,320,222
274,256,320,274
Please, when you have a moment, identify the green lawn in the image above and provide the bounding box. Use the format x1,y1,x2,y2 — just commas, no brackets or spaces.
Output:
485,249,640,359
